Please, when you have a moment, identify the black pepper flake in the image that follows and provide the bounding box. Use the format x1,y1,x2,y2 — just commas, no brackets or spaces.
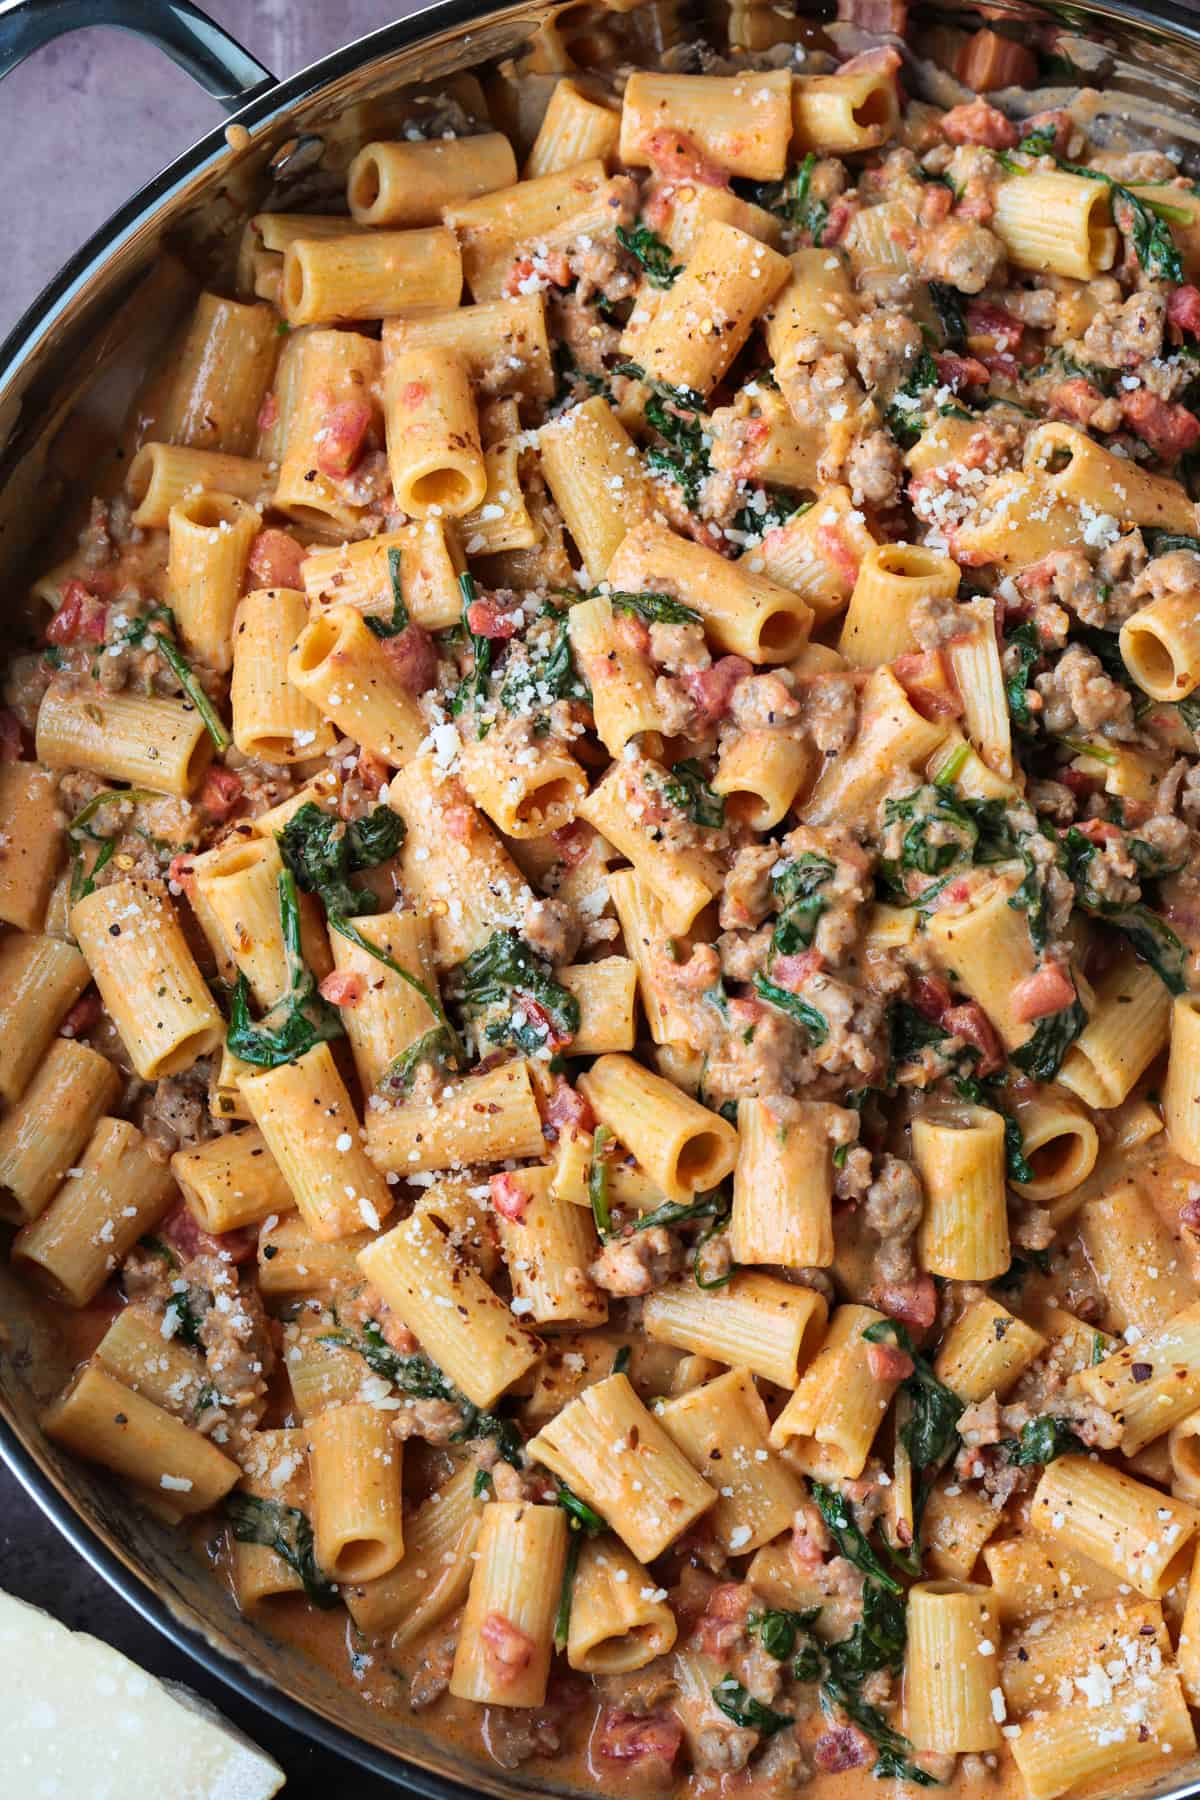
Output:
1130,1362,1153,1383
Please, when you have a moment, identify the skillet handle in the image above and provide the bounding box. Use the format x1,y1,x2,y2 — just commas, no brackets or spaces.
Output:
0,0,277,109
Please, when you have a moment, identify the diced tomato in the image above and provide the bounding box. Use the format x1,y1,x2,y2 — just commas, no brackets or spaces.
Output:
1120,389,1200,461
980,350,1026,386
813,522,862,593
504,250,572,295
445,803,475,844
376,1312,419,1354
0,708,22,761
1050,377,1106,425
943,999,1005,1075
821,196,857,246
316,401,372,479
46,578,107,646
684,654,752,724
790,1508,829,1573
694,1583,752,1656
643,127,729,188
613,610,652,657
920,183,953,227
247,528,306,590
837,44,902,77
196,765,244,824
490,1171,531,1222
1024,107,1073,155
256,390,279,434
966,301,1024,353
1073,817,1122,846
380,622,438,694
836,0,907,28
1059,766,1102,800
912,974,953,1021
1012,960,1076,1022
772,949,824,992
865,1340,915,1382
481,1611,536,1679
59,990,101,1040
551,821,592,869
520,994,574,1050
319,970,366,1007
934,352,991,395
161,1200,257,1265
1181,1197,1200,1232
874,1273,938,1331
168,853,196,895
356,749,388,796
594,1709,683,1767
1168,284,1200,339
543,1074,596,1136
956,27,1037,92
466,596,518,639
940,99,1018,149
814,1726,875,1773
893,648,964,719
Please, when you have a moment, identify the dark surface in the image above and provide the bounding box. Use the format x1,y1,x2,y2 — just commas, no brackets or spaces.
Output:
0,1467,400,1791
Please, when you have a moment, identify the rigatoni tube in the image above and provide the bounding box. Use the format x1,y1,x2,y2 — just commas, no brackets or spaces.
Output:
913,1105,1010,1281
288,604,426,767
0,933,90,1105
71,880,224,1079
308,1402,405,1584
1030,1455,1200,1598
644,1272,827,1389
358,1208,541,1410
0,1038,120,1225
732,1096,834,1269
656,1368,803,1555
1165,994,1200,1165
43,1362,240,1514
13,1118,175,1306
364,1059,546,1176
567,1537,677,1674
171,1128,294,1236
617,220,791,399
348,134,516,226
166,492,259,672
383,349,486,519
231,586,336,763
346,1462,483,1641
239,1042,393,1243
904,1582,1002,1753
606,520,811,664
1077,1300,1200,1455
527,1373,716,1563
450,1503,567,1708
769,1303,901,1480
36,679,213,797
579,1053,738,1204
280,226,462,326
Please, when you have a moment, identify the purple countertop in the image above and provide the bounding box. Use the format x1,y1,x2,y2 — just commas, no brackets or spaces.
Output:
0,16,422,1790
0,0,418,336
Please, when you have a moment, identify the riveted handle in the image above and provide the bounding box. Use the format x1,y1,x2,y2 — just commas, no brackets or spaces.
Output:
0,0,276,109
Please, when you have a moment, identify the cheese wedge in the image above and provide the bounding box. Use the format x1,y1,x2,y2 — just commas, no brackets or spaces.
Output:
0,1589,285,1797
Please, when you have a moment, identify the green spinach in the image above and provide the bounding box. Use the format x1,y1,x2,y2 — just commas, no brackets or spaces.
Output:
226,1492,338,1607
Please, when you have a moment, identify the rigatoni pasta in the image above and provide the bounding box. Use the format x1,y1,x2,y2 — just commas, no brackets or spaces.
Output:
17,29,1200,1800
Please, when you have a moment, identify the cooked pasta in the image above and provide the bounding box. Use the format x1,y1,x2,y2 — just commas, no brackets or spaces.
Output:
14,25,1200,1800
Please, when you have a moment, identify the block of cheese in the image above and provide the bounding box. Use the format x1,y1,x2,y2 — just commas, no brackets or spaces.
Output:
0,1589,286,1798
